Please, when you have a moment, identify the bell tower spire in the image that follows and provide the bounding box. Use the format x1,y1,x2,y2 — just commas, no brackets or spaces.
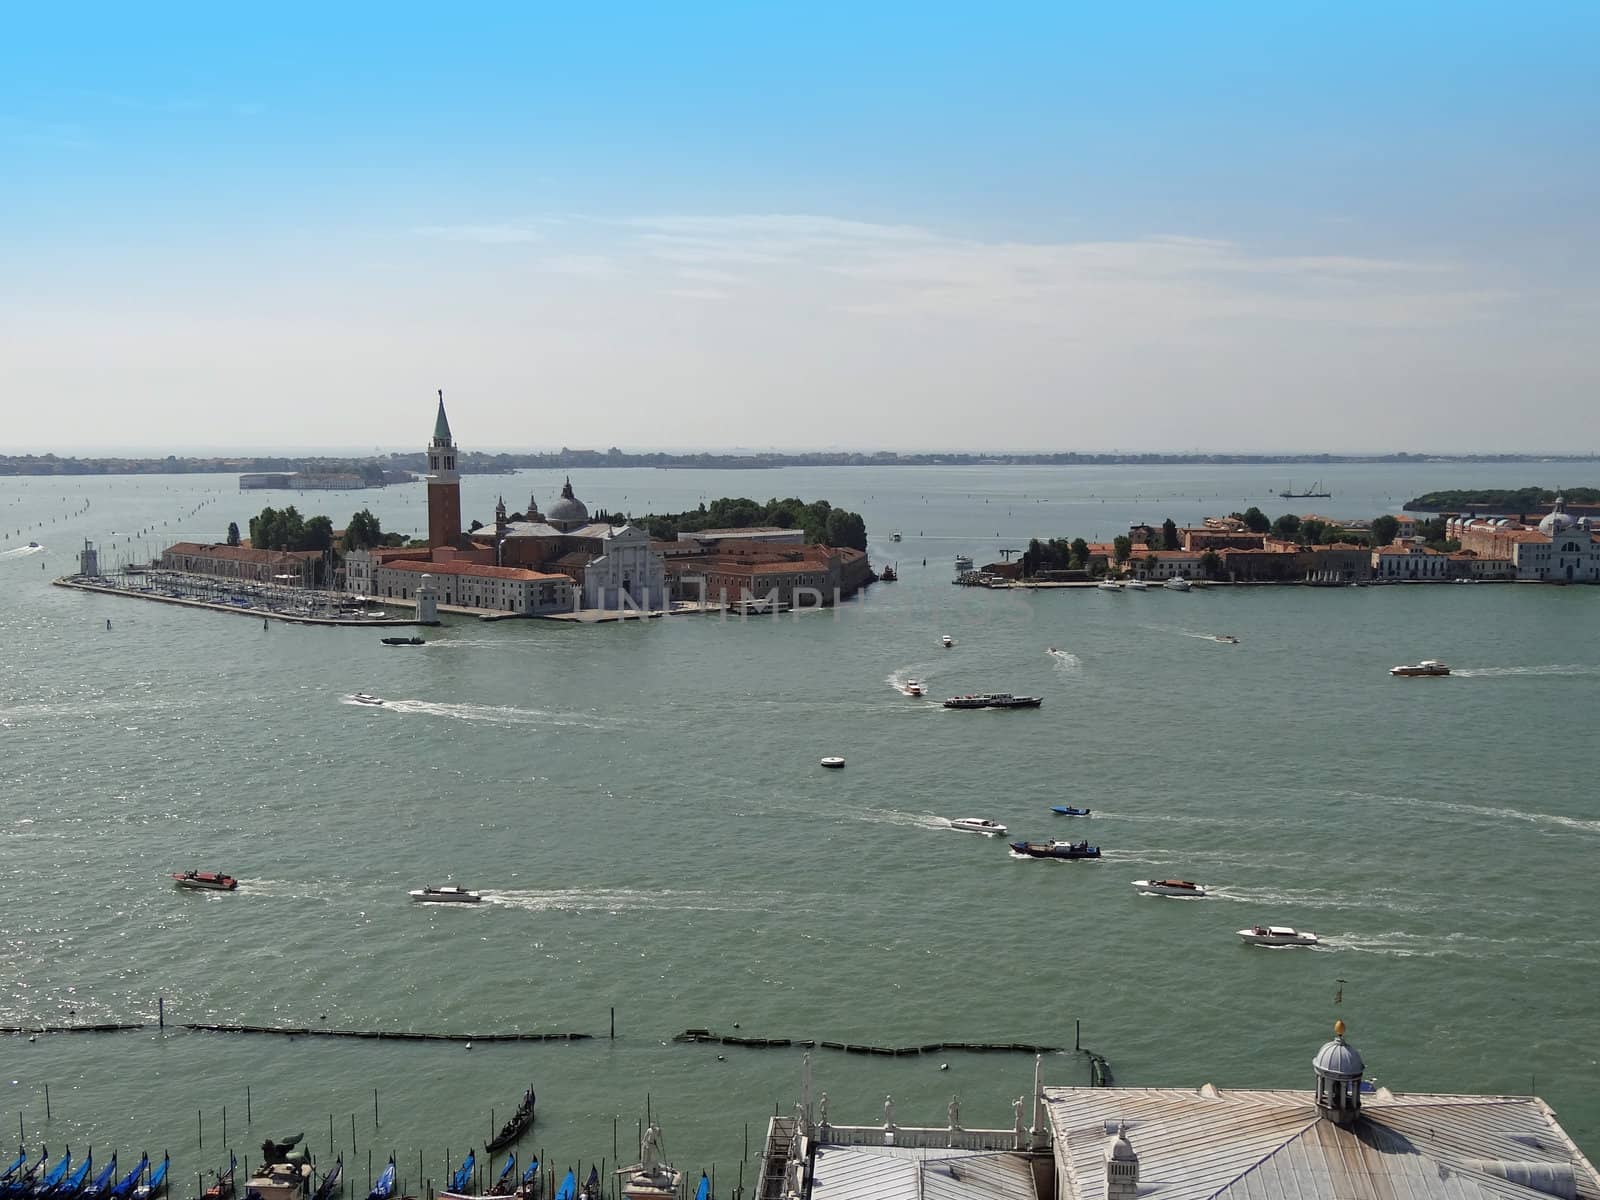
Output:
426,389,462,550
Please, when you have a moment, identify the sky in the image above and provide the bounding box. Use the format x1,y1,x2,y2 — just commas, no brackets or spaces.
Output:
2,2,1597,455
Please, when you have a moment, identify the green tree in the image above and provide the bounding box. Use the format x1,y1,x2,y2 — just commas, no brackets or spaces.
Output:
1240,506,1270,534
1300,518,1327,545
344,508,384,551
1199,549,1222,579
1161,518,1179,550
302,515,334,553
1371,515,1400,545
825,509,867,551
1112,535,1132,564
1272,513,1301,541
225,521,241,546
1070,537,1089,569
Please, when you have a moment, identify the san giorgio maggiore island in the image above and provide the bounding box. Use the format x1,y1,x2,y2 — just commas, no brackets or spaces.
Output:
53,392,875,625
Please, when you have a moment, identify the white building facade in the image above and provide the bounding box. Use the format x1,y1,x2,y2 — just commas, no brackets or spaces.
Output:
583,525,669,610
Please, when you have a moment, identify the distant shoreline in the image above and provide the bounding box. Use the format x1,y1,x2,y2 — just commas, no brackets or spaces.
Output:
5,450,1598,477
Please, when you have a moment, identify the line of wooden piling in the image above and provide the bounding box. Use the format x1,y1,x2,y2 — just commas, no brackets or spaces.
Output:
672,1028,1060,1054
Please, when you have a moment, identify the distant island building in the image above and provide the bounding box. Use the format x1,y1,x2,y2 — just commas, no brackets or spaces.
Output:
1449,498,1600,583
757,1021,1600,1200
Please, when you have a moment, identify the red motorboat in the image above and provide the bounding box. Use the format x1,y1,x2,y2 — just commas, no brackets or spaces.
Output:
172,870,239,891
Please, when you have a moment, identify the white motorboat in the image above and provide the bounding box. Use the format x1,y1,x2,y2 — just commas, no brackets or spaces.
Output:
410,885,482,904
950,817,1007,836
954,555,974,572
1391,659,1449,677
1096,580,1123,592
941,634,954,647
1238,925,1318,947
350,692,386,706
1213,634,1239,644
901,680,925,697
1133,878,1208,898
1164,577,1192,591
819,756,846,769
1125,579,1149,590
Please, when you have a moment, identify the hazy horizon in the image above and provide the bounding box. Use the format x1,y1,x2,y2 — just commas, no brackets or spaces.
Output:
4,6,1596,453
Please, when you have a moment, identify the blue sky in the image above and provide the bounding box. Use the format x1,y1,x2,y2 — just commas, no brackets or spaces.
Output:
3,3,1596,452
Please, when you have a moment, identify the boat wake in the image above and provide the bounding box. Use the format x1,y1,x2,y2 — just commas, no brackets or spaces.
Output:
885,663,938,694
1,545,46,559
1452,664,1600,678
1316,929,1600,964
856,809,955,832
1206,884,1439,915
1046,648,1081,671
1337,790,1600,836
486,887,775,914
340,695,619,730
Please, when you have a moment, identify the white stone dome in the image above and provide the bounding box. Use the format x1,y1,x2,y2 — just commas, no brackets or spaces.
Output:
1107,1125,1137,1161
1538,501,1576,536
547,478,590,526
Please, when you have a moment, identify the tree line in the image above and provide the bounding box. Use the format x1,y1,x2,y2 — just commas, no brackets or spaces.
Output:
235,507,408,554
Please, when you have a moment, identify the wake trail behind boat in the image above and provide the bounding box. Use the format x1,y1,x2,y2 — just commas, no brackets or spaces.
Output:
1,545,46,559
1047,648,1082,671
340,696,618,730
1337,790,1600,835
486,887,776,914
1453,664,1600,678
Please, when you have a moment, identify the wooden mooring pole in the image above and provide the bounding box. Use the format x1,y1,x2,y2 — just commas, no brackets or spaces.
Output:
246,1086,252,1125
44,1084,50,1120
198,1109,204,1148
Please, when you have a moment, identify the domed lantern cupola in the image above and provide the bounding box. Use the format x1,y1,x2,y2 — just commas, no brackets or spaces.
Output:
1105,1122,1139,1200
1313,1020,1365,1125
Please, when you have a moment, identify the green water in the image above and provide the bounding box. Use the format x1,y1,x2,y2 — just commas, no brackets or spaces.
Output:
2,464,1597,1191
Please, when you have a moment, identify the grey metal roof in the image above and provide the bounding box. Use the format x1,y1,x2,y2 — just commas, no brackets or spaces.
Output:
810,1145,1037,1200
502,521,616,540
1045,1087,1600,1200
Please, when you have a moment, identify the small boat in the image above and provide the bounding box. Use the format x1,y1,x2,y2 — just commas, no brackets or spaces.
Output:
1390,659,1449,677
518,1160,540,1193
1213,635,1239,644
203,1155,237,1200
1096,580,1123,592
949,817,1007,836
311,1157,340,1200
84,1155,118,1200
27,541,39,549
819,756,846,769
1051,805,1091,816
878,566,898,582
38,1150,73,1195
901,680,925,697
1134,879,1208,898
954,556,974,572
364,1160,393,1200
56,1153,93,1199
349,693,386,706
579,1168,600,1200
410,885,482,904
693,1175,709,1200
2,1149,27,1184
1238,925,1318,947
1163,577,1192,591
449,1153,475,1197
110,1155,148,1199
172,870,238,892
889,532,902,542
941,634,954,647
1009,840,1101,859
380,637,425,646
134,1154,170,1200
488,1155,516,1196
486,1088,536,1152
553,1172,575,1200
1125,579,1149,590
9,1149,49,1195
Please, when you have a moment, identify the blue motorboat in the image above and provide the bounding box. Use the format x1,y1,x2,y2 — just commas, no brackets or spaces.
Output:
365,1159,394,1200
1010,840,1101,859
1051,806,1091,816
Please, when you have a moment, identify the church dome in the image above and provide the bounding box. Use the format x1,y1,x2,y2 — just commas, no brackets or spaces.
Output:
547,478,590,527
1313,1020,1365,1078
1538,499,1575,536
1107,1125,1137,1161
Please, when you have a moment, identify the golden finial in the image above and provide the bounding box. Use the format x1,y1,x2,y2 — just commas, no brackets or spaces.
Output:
1333,1019,1346,1038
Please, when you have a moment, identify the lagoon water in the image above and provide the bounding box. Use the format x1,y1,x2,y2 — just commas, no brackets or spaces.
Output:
3,461,1598,1189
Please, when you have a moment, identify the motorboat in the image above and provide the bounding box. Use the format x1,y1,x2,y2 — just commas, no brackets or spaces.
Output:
1009,840,1101,859
410,885,482,904
1391,659,1449,677
1164,577,1192,591
954,556,974,572
1125,579,1149,590
350,693,387,706
941,634,954,647
1213,635,1239,644
173,870,239,891
890,531,902,542
1134,879,1208,898
1096,580,1123,592
943,694,988,709
1051,805,1091,816
949,817,1007,836
819,756,846,769
28,541,39,549
942,693,1042,710
901,680,925,697
1238,925,1318,947
381,636,425,646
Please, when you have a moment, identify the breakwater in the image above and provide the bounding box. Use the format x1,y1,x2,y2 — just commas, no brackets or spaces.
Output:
673,1029,1059,1055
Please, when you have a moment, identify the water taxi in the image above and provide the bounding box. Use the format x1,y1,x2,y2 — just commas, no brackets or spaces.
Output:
1238,925,1318,947
409,885,482,904
1125,579,1149,590
941,634,955,647
1390,659,1450,677
1096,580,1124,592
1164,576,1192,591
1133,879,1208,897
350,692,387,706
949,817,1007,836
901,680,925,697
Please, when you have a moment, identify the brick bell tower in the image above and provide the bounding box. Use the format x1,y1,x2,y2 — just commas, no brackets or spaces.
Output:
426,389,462,550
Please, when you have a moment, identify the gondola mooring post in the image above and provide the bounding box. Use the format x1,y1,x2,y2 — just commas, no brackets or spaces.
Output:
223,1107,227,1147
373,1091,379,1131
610,1008,615,1040
351,1114,356,1155
199,1109,204,1148
247,1087,252,1126
44,1084,50,1120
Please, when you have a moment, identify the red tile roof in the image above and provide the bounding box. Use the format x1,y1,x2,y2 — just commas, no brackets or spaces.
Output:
380,559,573,582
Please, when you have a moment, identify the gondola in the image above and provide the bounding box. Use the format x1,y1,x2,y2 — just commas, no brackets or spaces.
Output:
448,1153,474,1197
311,1157,341,1200
694,1173,709,1200
5,1148,50,1198
577,1168,599,1200
38,1150,74,1196
485,1090,536,1153
488,1157,515,1197
364,1160,394,1200
518,1160,539,1194
199,1155,235,1200
84,1154,118,1200
111,1155,149,1200
133,1154,168,1200
553,1172,575,1200
54,1153,92,1199
1,1151,27,1185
